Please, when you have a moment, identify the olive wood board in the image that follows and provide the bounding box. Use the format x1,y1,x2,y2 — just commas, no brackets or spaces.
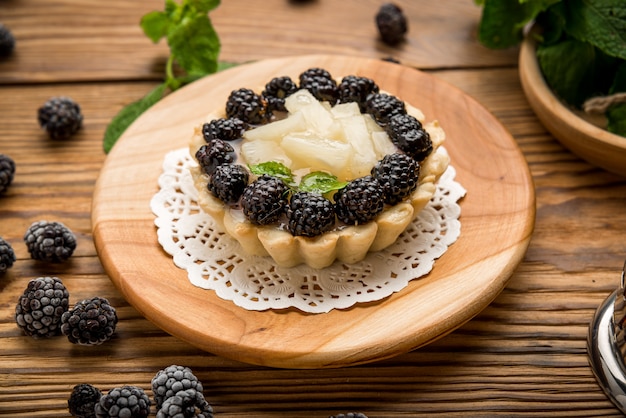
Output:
92,55,535,369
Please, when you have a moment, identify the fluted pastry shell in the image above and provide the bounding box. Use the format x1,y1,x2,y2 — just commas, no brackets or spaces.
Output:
190,103,450,269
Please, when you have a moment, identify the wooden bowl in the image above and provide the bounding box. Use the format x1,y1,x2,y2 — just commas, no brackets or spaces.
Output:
519,37,626,177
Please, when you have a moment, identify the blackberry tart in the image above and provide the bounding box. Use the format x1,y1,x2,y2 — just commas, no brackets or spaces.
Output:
189,70,449,268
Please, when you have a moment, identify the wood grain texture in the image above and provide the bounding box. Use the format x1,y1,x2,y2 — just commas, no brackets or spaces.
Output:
519,38,626,178
91,55,535,369
0,0,518,83
1,0,626,415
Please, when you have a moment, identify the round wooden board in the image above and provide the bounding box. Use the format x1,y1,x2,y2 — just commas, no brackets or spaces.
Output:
92,55,535,369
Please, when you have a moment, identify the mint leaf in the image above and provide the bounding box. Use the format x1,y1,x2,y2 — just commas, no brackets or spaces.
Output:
560,0,626,60
140,11,170,43
103,83,168,153
299,172,348,195
189,0,220,13
478,0,561,49
168,13,220,76
249,162,294,183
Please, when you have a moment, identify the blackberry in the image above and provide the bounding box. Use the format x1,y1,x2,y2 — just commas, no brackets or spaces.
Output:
371,153,420,205
207,163,249,204
15,276,70,338
386,113,433,161
94,385,151,418
61,296,118,345
201,117,247,142
287,192,335,237
225,88,270,125
68,383,102,418
375,3,408,45
334,176,385,225
0,23,15,57
156,389,213,418
338,75,380,112
241,175,289,225
298,67,339,104
0,236,16,274
38,96,83,140
24,220,77,262
195,139,235,176
365,93,406,125
329,414,368,418
151,365,204,410
262,76,298,112
0,153,16,194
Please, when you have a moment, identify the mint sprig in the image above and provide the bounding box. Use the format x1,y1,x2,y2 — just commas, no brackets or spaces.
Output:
103,0,231,153
249,161,348,195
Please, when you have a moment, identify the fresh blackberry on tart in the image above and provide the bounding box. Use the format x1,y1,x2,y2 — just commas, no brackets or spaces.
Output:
189,67,450,268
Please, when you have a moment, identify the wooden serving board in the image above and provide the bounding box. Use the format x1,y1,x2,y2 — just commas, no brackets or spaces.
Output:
92,55,535,369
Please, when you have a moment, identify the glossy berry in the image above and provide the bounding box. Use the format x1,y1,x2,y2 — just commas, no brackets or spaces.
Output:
386,113,433,161
0,23,15,56
376,3,408,45
24,220,77,262
207,163,249,204
202,117,247,142
37,96,83,140
151,364,204,410
195,139,236,176
94,385,151,418
0,154,16,194
338,75,380,112
262,76,299,112
0,236,16,274
241,175,289,225
61,296,118,345
156,389,213,418
15,276,70,338
299,67,339,104
334,176,385,225
287,192,335,237
225,88,270,124
371,153,420,205
365,92,406,125
68,383,102,418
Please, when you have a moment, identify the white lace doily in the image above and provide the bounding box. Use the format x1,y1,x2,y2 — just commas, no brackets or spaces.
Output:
151,148,466,313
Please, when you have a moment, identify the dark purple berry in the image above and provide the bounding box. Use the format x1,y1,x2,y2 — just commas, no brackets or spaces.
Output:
241,175,289,225
202,117,248,142
0,23,15,57
195,139,236,176
299,68,339,104
371,153,420,204
338,75,380,112
365,93,406,125
386,113,433,161
0,154,15,194
262,76,299,112
376,3,408,45
208,164,249,204
37,97,83,140
334,176,385,225
225,88,270,124
287,192,335,237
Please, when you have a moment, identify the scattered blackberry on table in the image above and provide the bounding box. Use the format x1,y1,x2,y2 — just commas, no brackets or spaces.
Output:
0,236,16,274
334,176,385,225
241,175,289,225
0,23,15,56
298,67,339,104
338,75,380,112
365,92,406,125
61,296,118,345
195,139,236,176
201,117,248,142
375,3,408,45
156,389,213,418
68,383,102,418
151,365,204,410
207,163,249,204
225,88,270,124
287,192,335,237
24,220,77,262
262,76,299,112
386,113,433,161
0,154,16,194
15,276,69,338
329,413,368,418
94,385,151,418
37,96,83,140
371,153,420,205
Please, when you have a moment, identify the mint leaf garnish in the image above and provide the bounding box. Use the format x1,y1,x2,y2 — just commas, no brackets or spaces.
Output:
298,172,348,195
249,162,295,184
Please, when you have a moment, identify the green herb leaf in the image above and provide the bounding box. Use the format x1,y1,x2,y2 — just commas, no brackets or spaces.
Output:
249,162,294,183
140,11,170,43
298,172,348,195
607,103,626,136
189,0,220,13
103,83,168,153
168,13,220,76
560,0,626,60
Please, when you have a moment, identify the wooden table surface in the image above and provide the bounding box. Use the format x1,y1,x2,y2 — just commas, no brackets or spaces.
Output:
1,1,625,416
